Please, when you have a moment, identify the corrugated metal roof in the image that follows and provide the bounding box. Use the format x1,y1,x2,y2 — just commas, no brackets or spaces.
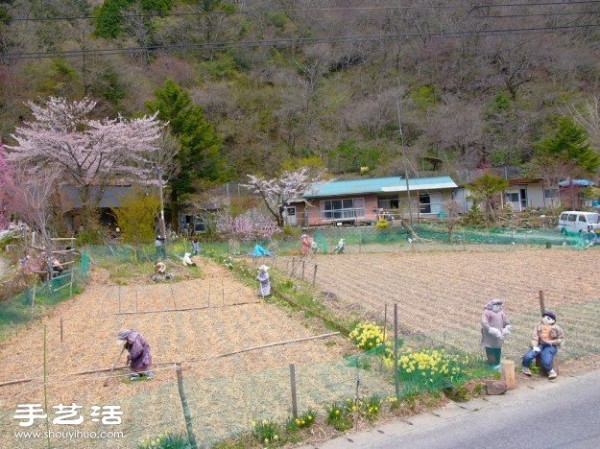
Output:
381,177,457,192
304,176,456,198
304,177,403,198
558,179,596,187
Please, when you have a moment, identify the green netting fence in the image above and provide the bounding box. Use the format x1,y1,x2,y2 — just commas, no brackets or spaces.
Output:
76,222,595,267
0,338,490,449
0,251,91,341
3,232,596,449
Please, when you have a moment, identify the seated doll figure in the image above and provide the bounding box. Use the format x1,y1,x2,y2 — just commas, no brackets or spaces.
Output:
522,310,564,379
481,299,511,370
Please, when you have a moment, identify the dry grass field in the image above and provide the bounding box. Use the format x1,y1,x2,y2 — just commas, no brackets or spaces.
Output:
3,245,599,448
311,247,600,363
0,258,385,449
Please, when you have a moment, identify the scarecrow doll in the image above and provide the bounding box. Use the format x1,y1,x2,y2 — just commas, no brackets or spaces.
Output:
256,264,271,298
481,299,511,370
118,329,153,381
522,310,564,379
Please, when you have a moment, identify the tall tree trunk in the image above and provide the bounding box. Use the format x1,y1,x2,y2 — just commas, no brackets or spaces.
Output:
170,189,179,233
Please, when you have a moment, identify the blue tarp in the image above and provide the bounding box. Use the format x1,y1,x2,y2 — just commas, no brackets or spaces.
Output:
250,244,272,257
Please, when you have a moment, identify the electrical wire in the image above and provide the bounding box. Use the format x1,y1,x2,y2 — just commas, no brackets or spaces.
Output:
6,0,600,22
2,21,600,61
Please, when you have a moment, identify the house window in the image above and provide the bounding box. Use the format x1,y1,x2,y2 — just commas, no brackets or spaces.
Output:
506,192,519,203
544,189,558,199
419,193,431,214
378,198,399,209
321,198,365,220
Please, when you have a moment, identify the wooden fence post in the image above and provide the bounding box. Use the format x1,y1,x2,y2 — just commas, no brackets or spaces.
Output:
382,304,388,343
69,265,74,299
289,364,298,418
501,360,516,389
31,284,36,316
302,260,306,280
176,363,198,449
394,303,400,399
43,325,51,449
539,290,545,316
291,257,296,277
312,264,318,287
60,318,64,343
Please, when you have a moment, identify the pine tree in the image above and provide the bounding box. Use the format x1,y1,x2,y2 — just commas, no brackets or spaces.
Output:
146,78,226,230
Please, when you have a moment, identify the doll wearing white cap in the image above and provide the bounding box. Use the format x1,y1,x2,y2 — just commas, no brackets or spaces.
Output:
256,265,271,297
481,299,511,370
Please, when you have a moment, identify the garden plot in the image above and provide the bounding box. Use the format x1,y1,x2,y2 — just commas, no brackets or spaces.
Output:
0,258,379,449
311,248,600,362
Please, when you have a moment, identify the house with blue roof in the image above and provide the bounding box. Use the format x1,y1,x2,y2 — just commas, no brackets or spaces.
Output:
297,176,458,226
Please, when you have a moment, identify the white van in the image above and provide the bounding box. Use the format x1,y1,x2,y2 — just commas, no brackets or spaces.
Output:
557,211,600,234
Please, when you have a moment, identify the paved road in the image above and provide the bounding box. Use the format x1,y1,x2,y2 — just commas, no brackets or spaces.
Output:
303,371,600,449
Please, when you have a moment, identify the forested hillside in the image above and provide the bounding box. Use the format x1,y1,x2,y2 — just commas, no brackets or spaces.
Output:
1,0,600,181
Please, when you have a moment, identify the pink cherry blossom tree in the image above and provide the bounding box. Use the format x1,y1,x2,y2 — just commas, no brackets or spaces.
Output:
2,163,61,276
5,97,165,228
242,168,324,226
216,209,281,242
0,143,10,229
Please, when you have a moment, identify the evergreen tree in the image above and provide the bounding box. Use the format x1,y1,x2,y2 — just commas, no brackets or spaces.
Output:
146,78,226,230
534,116,600,174
467,173,509,226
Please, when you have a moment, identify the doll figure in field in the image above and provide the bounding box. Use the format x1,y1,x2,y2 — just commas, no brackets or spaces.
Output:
522,310,564,380
481,299,511,370
118,329,153,381
256,264,271,298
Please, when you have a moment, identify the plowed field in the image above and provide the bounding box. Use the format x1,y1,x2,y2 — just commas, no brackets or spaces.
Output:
0,258,376,449
311,247,600,362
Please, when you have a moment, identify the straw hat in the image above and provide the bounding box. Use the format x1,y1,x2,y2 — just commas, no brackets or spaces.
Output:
258,264,269,272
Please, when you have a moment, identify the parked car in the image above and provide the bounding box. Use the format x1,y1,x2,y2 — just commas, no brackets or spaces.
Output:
557,211,600,234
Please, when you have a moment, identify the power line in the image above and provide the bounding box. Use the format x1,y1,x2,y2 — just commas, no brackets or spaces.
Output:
3,21,600,61
7,1,600,23
481,10,600,19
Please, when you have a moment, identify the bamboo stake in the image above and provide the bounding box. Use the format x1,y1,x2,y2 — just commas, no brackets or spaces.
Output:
394,304,400,399
114,301,261,316
0,378,35,387
43,325,51,449
204,332,339,360
312,264,318,287
170,285,177,308
539,290,546,316
69,264,74,299
31,284,36,317
176,364,198,449
289,364,298,418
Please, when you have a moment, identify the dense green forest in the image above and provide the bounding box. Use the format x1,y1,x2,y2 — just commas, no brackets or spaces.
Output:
2,0,600,182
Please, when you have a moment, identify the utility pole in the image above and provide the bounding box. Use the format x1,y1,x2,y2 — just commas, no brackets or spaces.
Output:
405,169,413,227
157,166,168,245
